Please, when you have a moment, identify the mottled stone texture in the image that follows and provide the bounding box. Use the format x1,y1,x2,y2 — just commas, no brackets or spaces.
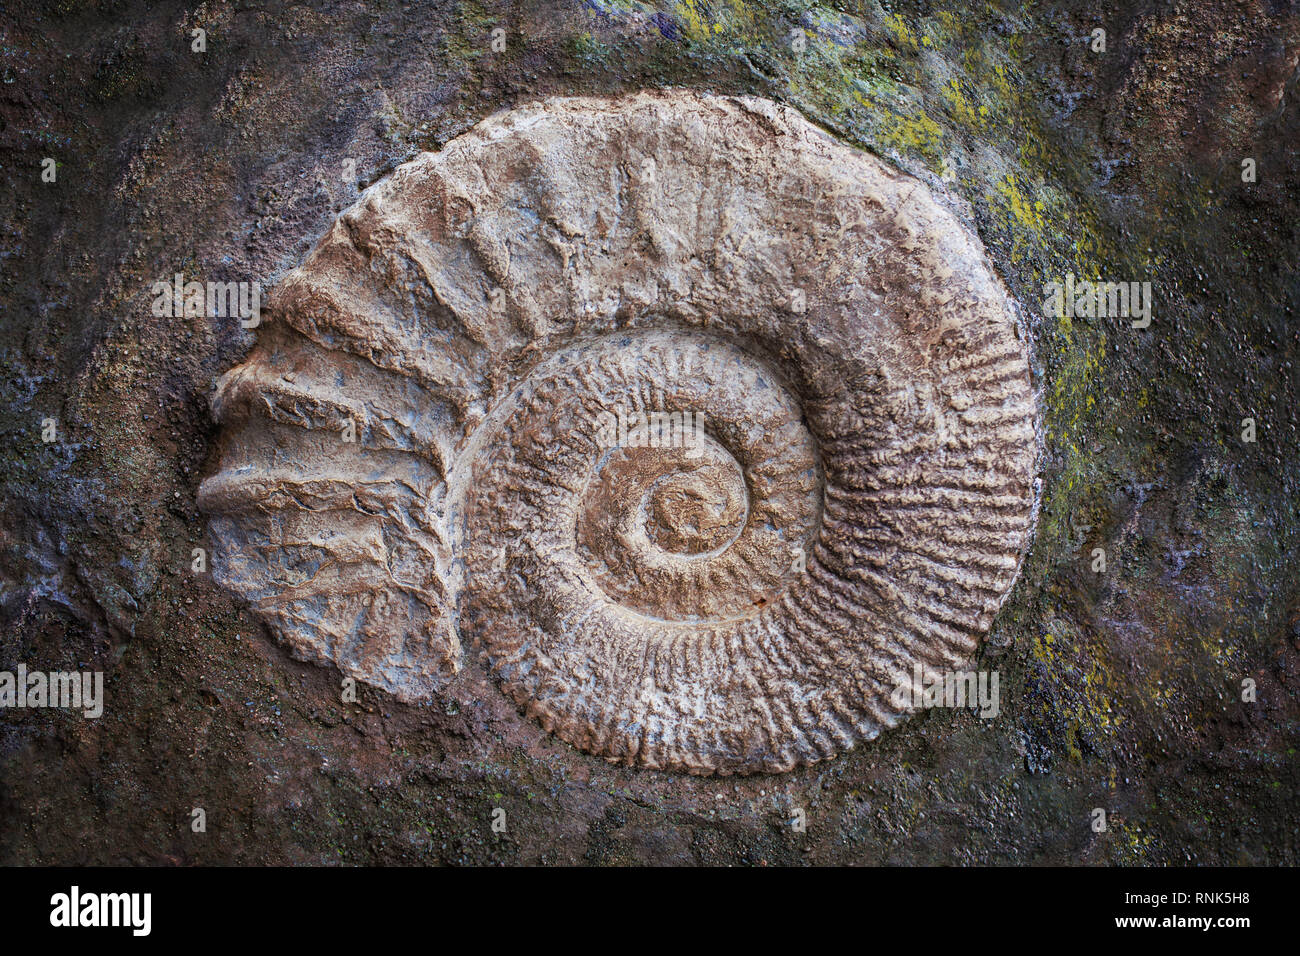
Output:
200,93,1037,773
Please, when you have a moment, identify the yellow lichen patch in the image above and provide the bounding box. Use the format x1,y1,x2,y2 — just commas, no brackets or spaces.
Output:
933,9,961,38
1031,628,1124,764
941,77,988,131
883,13,919,52
990,63,1013,101
711,0,759,40
876,107,945,168
1120,827,1156,862
673,0,710,43
993,174,1047,243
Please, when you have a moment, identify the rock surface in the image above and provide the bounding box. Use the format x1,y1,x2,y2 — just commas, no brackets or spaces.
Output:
0,0,1296,863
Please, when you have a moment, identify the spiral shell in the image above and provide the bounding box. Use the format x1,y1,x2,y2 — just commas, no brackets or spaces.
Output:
199,91,1039,774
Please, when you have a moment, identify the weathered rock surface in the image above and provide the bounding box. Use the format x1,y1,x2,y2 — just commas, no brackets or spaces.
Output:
1,0,1296,864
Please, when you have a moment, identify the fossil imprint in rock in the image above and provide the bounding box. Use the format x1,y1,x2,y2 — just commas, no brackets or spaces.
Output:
199,91,1039,774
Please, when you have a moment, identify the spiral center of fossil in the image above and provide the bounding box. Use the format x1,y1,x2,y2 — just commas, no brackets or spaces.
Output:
576,433,750,570
512,332,826,624
642,457,747,557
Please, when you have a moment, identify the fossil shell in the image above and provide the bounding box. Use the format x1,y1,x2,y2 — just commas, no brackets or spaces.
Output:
199,91,1039,774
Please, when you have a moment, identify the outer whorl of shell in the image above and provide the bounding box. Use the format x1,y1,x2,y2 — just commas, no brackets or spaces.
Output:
199,91,1039,775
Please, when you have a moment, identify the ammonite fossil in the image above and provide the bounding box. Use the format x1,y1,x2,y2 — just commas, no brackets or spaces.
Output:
199,91,1039,774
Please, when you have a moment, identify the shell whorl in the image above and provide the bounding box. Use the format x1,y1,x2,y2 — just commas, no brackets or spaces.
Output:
199,91,1039,774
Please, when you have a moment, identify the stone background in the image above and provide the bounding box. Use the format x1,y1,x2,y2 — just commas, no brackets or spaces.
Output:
0,0,1296,864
